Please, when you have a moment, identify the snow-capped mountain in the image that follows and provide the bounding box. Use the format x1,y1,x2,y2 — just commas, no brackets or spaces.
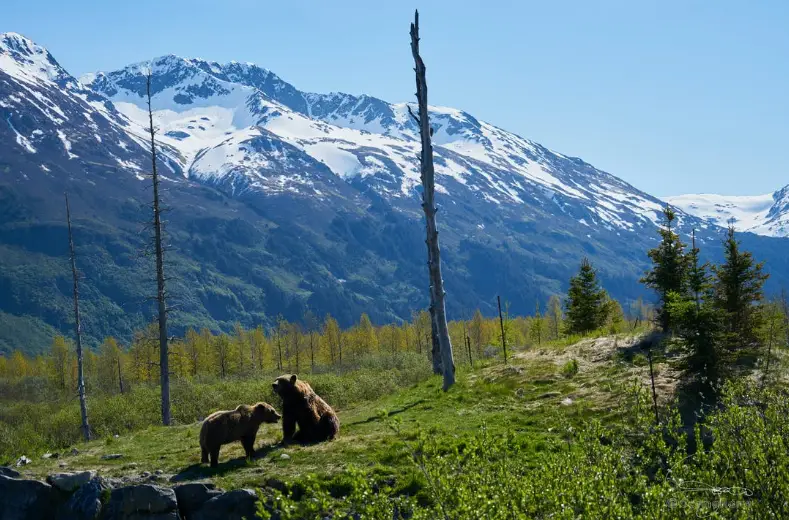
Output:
2,33,788,352
83,54,669,234
0,32,191,188
665,185,789,238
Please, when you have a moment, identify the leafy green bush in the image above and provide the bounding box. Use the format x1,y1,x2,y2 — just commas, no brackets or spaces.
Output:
560,358,579,378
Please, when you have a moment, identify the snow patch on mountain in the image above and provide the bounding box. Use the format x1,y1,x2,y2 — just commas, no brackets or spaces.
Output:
665,189,789,237
0,32,72,86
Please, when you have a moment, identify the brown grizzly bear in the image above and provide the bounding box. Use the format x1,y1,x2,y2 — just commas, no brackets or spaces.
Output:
272,374,340,444
199,402,281,467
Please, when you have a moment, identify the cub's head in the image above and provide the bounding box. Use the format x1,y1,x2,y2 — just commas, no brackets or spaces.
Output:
272,374,299,398
252,402,281,424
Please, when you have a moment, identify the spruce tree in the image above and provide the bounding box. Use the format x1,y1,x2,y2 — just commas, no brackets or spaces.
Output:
565,258,609,335
641,205,690,331
666,233,722,386
712,226,769,350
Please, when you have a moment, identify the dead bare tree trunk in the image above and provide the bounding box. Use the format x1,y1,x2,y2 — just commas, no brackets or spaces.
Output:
782,288,789,352
65,193,91,441
497,295,508,365
409,10,455,390
646,347,660,425
429,292,442,375
117,357,124,394
146,71,171,426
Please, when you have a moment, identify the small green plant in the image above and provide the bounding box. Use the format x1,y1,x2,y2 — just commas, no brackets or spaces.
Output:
632,353,648,366
560,358,579,378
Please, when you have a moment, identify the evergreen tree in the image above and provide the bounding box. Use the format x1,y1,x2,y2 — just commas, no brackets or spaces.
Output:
666,233,722,386
641,205,690,331
565,258,609,335
712,226,769,350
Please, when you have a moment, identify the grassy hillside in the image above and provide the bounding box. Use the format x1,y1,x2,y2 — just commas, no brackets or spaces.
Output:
9,330,789,517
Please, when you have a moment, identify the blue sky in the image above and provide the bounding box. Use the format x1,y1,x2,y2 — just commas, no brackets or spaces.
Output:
4,0,788,196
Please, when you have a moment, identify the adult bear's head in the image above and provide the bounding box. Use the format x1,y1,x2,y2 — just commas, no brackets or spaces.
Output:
273,374,310,399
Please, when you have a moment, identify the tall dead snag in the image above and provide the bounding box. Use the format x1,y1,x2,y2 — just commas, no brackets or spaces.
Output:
409,10,455,390
65,193,91,441
428,253,442,375
497,295,508,365
146,70,171,426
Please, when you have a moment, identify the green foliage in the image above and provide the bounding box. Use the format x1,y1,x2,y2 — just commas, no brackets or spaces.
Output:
560,358,579,378
713,226,769,350
0,352,431,461
565,258,609,335
258,381,789,519
641,205,690,331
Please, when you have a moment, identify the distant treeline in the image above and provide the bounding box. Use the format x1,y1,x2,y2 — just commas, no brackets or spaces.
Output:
0,296,653,398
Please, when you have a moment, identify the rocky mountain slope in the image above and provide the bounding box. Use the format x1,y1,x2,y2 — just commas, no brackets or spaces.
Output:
2,32,788,353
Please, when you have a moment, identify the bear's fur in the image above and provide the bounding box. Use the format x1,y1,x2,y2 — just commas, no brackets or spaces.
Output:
199,402,281,467
272,374,340,444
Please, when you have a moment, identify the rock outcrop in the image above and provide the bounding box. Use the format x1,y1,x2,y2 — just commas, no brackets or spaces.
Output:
0,472,262,520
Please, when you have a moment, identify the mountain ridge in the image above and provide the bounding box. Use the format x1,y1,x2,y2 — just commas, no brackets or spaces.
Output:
2,32,788,354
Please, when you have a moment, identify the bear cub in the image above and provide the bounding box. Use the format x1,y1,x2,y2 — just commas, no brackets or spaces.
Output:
272,374,340,444
199,402,281,467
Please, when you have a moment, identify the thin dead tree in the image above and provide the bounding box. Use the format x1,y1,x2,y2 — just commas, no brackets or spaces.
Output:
782,288,789,352
428,255,442,374
409,10,455,390
65,193,91,441
145,69,171,426
497,295,508,364
646,347,660,425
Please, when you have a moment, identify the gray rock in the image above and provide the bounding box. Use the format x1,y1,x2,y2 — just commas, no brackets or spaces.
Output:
174,483,221,519
0,475,57,520
47,471,96,492
100,484,178,520
279,453,290,460
0,467,20,478
15,455,31,466
71,448,80,456
101,454,123,461
192,489,258,520
264,478,286,492
57,476,110,520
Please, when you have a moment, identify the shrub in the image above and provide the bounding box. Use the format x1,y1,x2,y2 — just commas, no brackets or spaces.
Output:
560,358,579,378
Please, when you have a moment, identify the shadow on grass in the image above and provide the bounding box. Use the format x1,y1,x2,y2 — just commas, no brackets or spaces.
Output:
170,443,281,482
347,399,426,426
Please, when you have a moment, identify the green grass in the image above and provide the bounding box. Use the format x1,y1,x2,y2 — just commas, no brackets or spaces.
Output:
9,331,789,518
14,334,648,490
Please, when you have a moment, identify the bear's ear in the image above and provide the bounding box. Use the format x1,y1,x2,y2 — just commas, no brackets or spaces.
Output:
290,374,297,384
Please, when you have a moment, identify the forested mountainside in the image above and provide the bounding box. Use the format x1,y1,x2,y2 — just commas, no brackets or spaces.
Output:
2,31,788,353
